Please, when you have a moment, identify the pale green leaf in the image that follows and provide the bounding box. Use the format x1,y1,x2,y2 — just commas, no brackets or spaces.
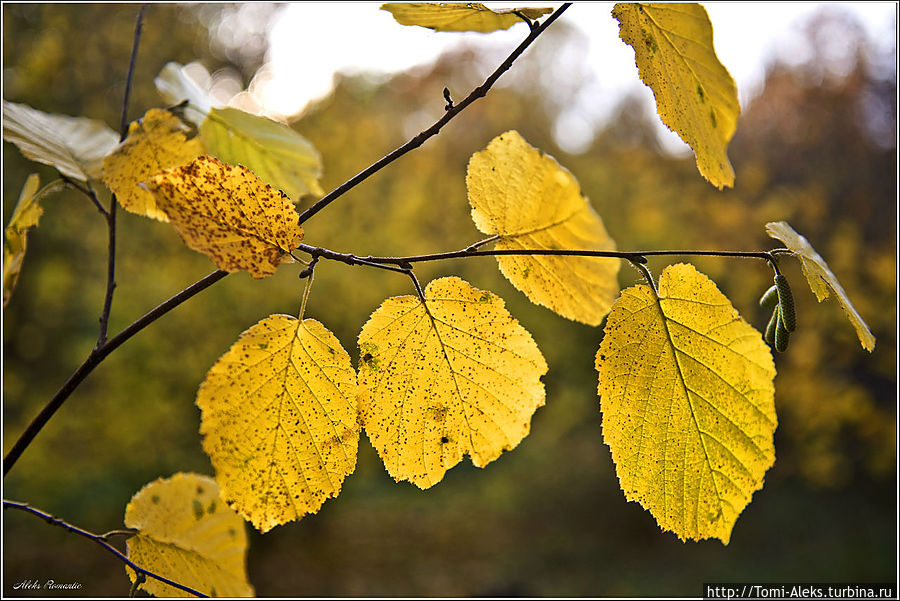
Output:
124,473,254,597
200,107,324,201
2,100,118,181
765,221,875,351
612,3,740,189
467,130,620,325
154,61,213,125
596,263,776,544
197,316,359,533
382,3,552,32
358,277,547,488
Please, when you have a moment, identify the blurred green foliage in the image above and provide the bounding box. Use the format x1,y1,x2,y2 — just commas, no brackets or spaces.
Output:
3,4,896,597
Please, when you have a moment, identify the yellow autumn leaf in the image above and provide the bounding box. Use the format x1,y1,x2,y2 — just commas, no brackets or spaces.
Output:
765,221,875,351
101,108,204,221
197,315,359,533
596,263,776,544
467,130,620,325
200,107,324,200
358,276,547,489
124,473,253,597
613,3,740,189
381,3,552,32
3,175,64,307
141,156,303,278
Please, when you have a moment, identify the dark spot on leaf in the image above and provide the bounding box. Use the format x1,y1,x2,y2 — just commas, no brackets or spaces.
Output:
192,499,204,520
697,86,705,103
441,436,449,444
151,495,160,505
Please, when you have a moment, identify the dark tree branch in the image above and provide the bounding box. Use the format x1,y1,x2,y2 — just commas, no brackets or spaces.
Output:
3,269,228,476
295,3,572,227
97,4,147,348
3,500,206,597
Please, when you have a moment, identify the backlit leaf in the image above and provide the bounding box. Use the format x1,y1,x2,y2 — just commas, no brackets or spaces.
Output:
612,3,740,189
197,316,359,533
358,276,547,488
596,263,776,544
3,175,64,307
467,130,620,325
101,108,204,221
765,221,875,351
200,107,324,200
124,472,253,597
2,99,118,181
382,3,552,32
141,156,303,278
154,61,214,124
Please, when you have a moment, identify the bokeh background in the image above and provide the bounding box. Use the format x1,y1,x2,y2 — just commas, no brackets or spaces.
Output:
3,3,896,597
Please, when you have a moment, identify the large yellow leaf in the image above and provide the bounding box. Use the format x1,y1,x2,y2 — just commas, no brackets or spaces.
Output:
765,221,875,351
467,130,620,325
358,276,547,488
101,108,204,221
3,175,63,307
124,473,253,597
381,3,552,32
596,263,776,544
200,107,324,200
142,156,303,278
197,316,359,533
2,99,118,182
612,3,740,189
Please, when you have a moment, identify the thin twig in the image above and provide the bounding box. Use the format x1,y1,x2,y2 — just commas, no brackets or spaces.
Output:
295,3,572,227
3,500,206,597
97,5,147,348
61,176,108,216
3,269,228,476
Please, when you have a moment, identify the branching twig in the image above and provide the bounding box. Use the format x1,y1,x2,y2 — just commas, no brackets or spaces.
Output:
3,3,572,476
295,3,572,227
3,500,206,597
97,4,147,348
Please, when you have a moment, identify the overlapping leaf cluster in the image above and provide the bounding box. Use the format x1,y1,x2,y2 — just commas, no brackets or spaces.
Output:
2,2,879,597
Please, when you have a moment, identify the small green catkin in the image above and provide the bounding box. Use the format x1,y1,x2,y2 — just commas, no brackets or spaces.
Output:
759,285,779,309
764,308,779,345
774,274,796,332
774,311,791,352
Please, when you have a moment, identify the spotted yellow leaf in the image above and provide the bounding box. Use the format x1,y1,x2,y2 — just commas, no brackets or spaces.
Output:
613,3,740,189
200,107,324,200
765,221,875,351
358,276,547,488
124,473,253,597
3,175,64,307
2,99,118,182
141,156,303,278
381,3,552,32
596,263,776,544
102,108,204,221
197,316,359,533
467,130,620,325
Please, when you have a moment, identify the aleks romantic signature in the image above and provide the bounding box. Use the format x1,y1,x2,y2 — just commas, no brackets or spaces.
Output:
13,579,82,591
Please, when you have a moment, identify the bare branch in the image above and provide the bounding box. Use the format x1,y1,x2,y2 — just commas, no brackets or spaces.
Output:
3,499,206,597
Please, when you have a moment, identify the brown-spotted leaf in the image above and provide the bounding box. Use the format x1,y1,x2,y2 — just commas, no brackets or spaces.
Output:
142,156,303,278
102,108,204,221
